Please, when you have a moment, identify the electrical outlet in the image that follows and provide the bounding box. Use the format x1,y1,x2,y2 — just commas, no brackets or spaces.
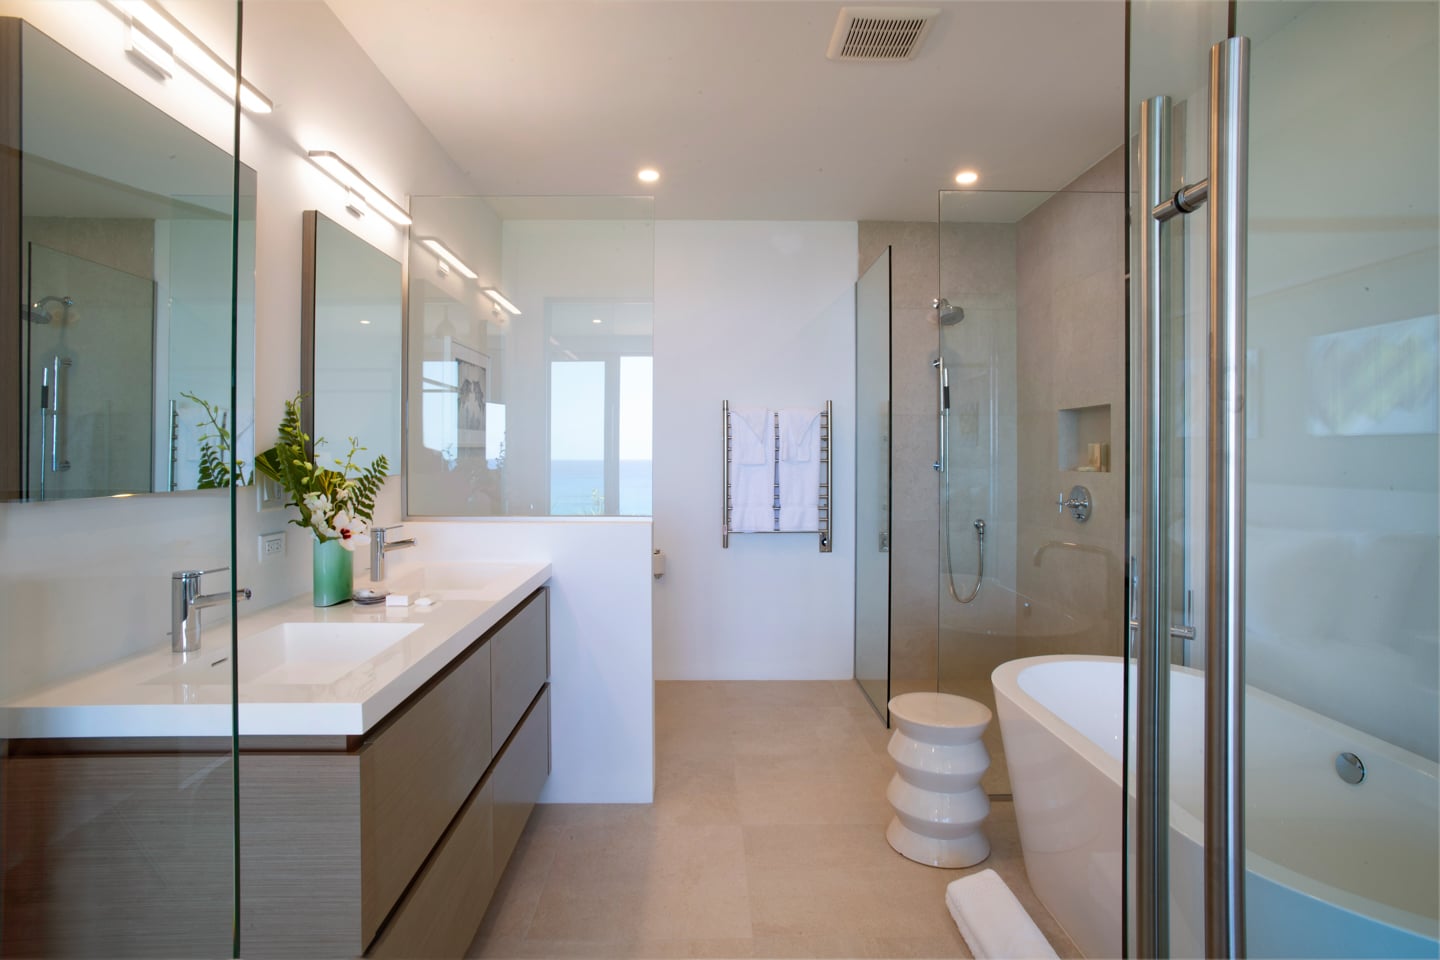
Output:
259,531,286,563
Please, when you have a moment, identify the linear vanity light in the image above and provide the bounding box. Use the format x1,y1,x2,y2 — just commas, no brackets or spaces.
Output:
125,23,174,79
111,0,273,113
420,239,478,280
482,288,523,316
307,151,412,226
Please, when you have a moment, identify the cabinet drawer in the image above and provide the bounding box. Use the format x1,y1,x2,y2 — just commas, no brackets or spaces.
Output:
366,779,495,960
491,588,549,754
494,685,550,877
359,640,492,945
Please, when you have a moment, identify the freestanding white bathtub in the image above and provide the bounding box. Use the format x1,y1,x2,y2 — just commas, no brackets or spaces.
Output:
992,655,1439,959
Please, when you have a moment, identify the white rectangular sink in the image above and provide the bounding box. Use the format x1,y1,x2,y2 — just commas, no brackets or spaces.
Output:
144,622,422,688
386,562,514,600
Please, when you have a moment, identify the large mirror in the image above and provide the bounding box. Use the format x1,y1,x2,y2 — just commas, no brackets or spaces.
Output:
301,211,402,473
1,19,255,501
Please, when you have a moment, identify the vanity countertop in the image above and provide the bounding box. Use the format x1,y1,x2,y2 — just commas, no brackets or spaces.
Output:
0,561,551,740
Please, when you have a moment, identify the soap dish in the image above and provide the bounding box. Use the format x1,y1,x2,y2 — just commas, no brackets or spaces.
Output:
353,588,388,605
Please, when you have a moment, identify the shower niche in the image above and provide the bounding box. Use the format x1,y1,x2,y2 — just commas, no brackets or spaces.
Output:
1058,404,1111,473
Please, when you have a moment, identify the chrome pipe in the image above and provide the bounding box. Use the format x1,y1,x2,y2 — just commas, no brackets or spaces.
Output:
820,399,833,552
168,399,178,492
38,364,50,501
931,357,947,472
722,400,730,548
1205,35,1249,960
50,356,72,474
1136,92,1172,959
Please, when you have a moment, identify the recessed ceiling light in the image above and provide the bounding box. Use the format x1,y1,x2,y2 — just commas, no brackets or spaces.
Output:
360,319,371,325
637,168,660,184
592,317,603,324
955,170,979,186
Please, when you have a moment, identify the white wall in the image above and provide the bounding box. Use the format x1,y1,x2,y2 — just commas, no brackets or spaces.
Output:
0,2,475,699
379,519,655,803
652,221,857,680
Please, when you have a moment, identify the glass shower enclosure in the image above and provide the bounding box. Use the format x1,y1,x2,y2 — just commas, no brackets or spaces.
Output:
1128,1,1438,956
935,182,1127,795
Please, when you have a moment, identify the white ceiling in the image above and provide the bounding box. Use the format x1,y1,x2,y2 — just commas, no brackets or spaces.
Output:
324,0,1125,222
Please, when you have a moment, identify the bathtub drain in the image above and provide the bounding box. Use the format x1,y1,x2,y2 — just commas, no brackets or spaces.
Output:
1335,751,1365,784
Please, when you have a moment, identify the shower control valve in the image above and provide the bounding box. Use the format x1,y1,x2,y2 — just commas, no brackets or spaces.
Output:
1057,485,1091,523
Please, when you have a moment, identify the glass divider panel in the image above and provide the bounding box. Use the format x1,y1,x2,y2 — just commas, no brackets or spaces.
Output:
1234,2,1439,956
853,246,892,720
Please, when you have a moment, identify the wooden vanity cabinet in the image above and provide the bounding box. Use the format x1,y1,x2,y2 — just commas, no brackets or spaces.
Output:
1,586,551,960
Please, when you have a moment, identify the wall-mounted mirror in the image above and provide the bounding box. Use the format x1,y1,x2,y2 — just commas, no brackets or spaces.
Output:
0,19,256,501
300,211,402,474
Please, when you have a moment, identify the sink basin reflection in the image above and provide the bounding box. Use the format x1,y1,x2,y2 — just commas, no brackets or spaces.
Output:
144,622,422,687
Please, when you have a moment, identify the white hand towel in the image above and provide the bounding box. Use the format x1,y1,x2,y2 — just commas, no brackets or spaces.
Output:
777,408,821,531
730,407,772,466
728,408,776,532
944,869,1058,960
778,407,819,462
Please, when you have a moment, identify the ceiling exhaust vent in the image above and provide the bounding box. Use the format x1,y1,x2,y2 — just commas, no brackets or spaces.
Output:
827,6,939,62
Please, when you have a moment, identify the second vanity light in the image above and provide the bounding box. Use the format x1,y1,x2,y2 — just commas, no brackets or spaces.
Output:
420,238,478,279
307,150,412,226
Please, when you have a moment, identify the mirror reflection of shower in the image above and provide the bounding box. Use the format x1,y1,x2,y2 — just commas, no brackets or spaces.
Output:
933,297,984,605
28,295,74,325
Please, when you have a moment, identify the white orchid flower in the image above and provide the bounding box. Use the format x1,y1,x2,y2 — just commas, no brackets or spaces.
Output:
332,509,365,551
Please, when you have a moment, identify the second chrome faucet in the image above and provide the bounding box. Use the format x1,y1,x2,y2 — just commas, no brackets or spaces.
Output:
370,525,416,581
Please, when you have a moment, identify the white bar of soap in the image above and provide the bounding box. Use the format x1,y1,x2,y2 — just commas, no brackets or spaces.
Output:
385,594,410,607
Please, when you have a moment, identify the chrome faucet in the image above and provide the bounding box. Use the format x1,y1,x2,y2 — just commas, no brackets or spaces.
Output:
171,568,251,653
370,525,416,581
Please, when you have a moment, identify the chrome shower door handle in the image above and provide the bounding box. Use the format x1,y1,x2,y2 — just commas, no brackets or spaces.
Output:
1204,37,1251,959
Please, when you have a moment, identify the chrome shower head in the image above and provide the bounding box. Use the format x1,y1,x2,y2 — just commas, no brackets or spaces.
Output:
29,295,74,324
933,297,965,326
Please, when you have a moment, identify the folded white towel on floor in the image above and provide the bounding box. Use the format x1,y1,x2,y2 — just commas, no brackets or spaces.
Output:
777,407,821,531
730,407,772,466
945,869,1058,960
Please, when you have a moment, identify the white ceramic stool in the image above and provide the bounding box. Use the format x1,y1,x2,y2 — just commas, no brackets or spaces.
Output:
885,692,992,868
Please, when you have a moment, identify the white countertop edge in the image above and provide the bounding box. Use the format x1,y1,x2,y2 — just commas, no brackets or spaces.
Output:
0,562,551,740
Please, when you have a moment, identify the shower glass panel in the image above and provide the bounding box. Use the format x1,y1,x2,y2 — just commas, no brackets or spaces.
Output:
24,244,155,500
1234,2,1438,955
853,247,892,718
1,11,242,959
936,185,1126,797
1129,1,1439,955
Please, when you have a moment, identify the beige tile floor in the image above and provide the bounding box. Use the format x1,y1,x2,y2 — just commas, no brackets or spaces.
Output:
468,680,1079,960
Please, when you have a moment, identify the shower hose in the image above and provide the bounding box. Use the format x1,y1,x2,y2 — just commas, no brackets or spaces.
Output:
941,460,984,604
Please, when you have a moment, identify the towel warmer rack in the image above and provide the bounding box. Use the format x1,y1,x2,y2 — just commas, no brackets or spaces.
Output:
722,400,832,553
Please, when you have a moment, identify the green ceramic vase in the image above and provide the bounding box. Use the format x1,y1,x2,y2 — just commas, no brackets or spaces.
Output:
312,537,354,607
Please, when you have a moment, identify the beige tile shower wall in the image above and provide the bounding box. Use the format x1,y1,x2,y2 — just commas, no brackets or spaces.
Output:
857,223,938,696
1014,150,1126,659
938,220,1019,601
